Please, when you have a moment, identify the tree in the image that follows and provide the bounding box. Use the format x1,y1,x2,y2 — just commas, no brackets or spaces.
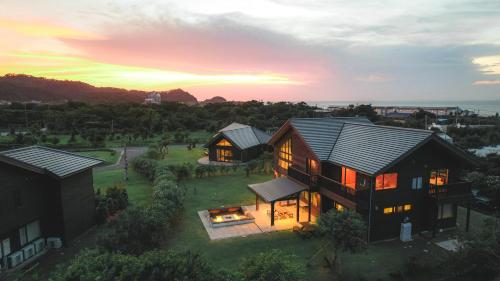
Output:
317,210,367,269
239,249,304,281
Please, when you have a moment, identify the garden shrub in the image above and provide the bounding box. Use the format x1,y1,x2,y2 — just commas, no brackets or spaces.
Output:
238,249,304,281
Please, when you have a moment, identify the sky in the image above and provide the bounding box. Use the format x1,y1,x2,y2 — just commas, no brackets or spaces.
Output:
0,0,500,101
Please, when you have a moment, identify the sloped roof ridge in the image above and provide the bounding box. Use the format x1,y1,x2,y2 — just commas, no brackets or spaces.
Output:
343,121,433,134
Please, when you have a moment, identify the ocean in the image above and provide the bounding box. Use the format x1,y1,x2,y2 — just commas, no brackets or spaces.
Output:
308,100,500,117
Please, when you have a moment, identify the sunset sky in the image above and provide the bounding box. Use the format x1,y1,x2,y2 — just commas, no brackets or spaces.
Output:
0,0,499,101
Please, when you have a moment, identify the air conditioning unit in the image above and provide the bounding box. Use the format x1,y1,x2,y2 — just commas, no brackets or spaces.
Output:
46,237,62,249
7,251,24,268
22,244,36,260
34,238,46,253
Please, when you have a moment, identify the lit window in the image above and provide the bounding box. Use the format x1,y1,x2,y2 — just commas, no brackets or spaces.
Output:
335,203,345,212
396,205,403,212
430,169,448,186
216,149,233,162
341,167,356,189
216,139,232,147
375,173,398,190
278,138,292,170
383,207,394,214
404,204,412,211
411,177,423,190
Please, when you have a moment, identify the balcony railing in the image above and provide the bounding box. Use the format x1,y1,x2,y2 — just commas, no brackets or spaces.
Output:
316,175,369,207
427,181,472,201
287,166,311,186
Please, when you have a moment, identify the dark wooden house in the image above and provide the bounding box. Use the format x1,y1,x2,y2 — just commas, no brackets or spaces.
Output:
205,123,271,163
0,146,102,269
250,117,476,241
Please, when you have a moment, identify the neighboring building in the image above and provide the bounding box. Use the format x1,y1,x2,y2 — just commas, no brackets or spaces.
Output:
249,117,476,241
374,106,460,117
144,92,161,104
0,146,102,270
204,123,271,163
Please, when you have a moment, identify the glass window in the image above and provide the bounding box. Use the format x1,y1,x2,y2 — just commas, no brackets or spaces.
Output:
437,203,454,219
430,169,448,186
27,220,41,242
404,204,412,211
19,227,27,246
216,139,232,147
383,207,394,214
278,138,292,171
375,173,398,190
411,177,423,190
341,167,357,189
216,149,233,162
335,203,345,212
1,239,11,257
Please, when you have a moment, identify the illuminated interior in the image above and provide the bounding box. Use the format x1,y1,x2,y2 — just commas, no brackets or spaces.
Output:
375,173,398,190
216,139,233,147
341,166,356,190
404,204,412,211
430,169,448,186
216,149,233,162
383,207,393,214
278,138,292,171
383,203,412,215
335,203,345,212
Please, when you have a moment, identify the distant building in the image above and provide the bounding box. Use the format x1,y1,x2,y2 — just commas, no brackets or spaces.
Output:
144,92,161,105
374,106,460,117
0,146,102,271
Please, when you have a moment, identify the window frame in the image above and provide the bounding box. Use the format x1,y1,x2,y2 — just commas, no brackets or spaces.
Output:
278,138,292,171
411,176,423,190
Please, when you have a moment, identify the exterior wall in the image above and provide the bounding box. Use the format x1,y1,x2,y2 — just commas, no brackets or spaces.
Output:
59,169,96,241
273,127,319,175
369,140,465,241
0,163,60,261
318,140,468,241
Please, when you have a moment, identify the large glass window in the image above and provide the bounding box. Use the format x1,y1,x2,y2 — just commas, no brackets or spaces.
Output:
430,169,448,186
437,203,454,219
278,138,292,170
216,139,232,147
341,167,356,189
375,173,398,190
216,149,233,162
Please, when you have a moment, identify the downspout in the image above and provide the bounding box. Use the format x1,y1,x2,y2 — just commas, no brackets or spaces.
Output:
367,178,374,243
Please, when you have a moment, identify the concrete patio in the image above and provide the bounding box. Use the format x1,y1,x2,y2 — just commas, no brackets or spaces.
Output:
198,203,317,240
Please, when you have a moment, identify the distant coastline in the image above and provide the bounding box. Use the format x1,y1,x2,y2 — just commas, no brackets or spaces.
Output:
307,100,500,116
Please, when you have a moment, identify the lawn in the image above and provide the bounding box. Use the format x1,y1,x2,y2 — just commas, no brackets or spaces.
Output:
75,149,120,165
93,169,153,206
157,145,205,166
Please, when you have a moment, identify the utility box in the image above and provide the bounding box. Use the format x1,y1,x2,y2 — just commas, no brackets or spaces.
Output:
400,222,412,242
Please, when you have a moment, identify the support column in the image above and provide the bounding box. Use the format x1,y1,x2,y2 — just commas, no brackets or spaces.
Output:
256,194,259,211
271,201,275,226
296,192,300,222
308,190,312,222
466,201,471,232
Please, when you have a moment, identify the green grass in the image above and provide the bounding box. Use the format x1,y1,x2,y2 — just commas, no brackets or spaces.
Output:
93,169,152,206
160,146,205,166
76,149,120,165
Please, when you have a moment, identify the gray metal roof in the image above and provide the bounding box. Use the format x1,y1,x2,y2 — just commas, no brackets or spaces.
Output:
249,177,307,202
213,122,270,150
0,146,103,178
328,123,433,175
290,117,373,160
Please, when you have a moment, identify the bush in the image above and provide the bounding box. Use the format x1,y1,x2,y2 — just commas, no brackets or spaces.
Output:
94,185,128,224
49,250,232,281
239,249,304,281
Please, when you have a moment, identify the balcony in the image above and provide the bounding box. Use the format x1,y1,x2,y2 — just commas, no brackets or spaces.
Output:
427,181,473,202
287,166,311,187
315,175,369,208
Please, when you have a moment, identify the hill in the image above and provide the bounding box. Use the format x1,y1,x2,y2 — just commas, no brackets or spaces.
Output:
0,74,201,104
201,96,227,104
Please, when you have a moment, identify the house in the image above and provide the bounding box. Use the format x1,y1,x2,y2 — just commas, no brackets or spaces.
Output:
0,146,102,270
144,92,161,104
204,123,271,163
249,117,476,241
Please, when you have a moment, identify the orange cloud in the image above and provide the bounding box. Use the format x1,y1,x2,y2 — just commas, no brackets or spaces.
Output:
0,18,103,40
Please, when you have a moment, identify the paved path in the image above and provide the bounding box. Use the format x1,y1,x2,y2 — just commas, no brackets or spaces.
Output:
94,146,147,172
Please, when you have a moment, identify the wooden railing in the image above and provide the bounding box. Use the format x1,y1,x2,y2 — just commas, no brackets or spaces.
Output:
287,166,311,186
316,175,369,207
427,181,472,200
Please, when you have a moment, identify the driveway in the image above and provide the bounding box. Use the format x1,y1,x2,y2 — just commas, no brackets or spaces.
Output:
94,146,147,172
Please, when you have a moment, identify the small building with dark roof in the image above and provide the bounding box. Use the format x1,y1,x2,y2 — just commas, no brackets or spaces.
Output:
204,123,271,163
250,117,477,241
0,146,102,269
